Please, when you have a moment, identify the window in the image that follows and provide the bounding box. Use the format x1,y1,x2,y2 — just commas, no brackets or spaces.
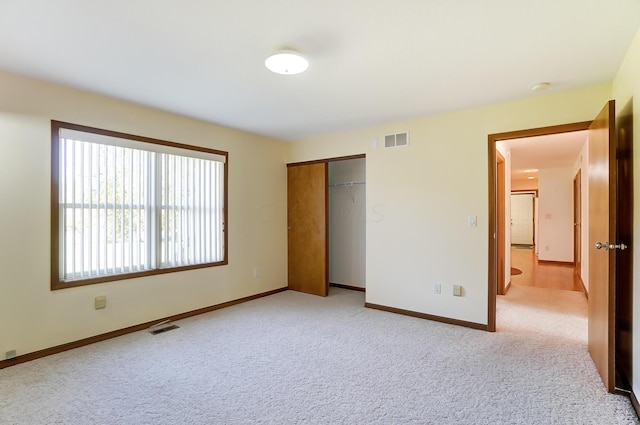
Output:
51,121,228,289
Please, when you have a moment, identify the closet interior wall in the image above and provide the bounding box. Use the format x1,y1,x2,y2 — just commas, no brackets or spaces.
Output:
328,158,366,289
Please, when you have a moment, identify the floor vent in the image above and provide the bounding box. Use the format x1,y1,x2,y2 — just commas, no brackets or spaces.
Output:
384,131,409,148
149,325,179,335
148,320,179,335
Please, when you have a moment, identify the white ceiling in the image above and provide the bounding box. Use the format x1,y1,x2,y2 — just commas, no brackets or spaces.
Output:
1,1,639,141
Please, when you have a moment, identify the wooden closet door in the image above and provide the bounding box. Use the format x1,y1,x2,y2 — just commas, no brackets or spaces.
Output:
287,163,328,296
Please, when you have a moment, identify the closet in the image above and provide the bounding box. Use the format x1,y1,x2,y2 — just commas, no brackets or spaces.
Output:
328,158,366,290
287,156,366,296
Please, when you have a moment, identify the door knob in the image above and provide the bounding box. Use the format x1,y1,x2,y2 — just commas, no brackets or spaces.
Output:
609,243,628,251
595,242,629,251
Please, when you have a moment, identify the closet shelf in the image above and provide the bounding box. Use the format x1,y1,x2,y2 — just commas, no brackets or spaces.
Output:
328,181,365,187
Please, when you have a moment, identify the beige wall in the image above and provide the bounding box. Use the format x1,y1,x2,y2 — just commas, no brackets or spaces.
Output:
0,71,288,361
612,27,640,400
511,179,538,191
289,83,612,325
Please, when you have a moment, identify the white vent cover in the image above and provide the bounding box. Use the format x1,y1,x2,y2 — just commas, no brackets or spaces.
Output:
384,131,409,148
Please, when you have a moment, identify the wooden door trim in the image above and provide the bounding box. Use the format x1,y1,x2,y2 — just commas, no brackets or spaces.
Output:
511,189,539,197
488,121,592,332
324,162,329,295
287,154,366,167
574,170,582,278
496,152,506,296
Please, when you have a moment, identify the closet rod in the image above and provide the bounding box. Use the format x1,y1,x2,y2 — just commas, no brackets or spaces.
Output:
328,181,365,188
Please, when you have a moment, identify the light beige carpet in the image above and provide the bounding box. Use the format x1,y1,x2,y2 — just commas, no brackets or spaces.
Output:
498,284,588,340
1,287,637,424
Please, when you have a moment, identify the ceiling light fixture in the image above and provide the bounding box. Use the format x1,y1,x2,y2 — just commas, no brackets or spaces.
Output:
527,176,535,180
265,50,309,75
523,169,539,172
531,82,551,92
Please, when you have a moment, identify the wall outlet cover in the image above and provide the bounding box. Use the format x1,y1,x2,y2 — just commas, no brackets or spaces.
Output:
95,295,107,310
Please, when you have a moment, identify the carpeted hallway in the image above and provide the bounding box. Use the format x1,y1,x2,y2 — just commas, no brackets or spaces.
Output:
1,287,637,424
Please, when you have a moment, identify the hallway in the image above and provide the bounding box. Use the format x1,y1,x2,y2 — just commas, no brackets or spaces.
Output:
498,246,589,341
510,246,583,292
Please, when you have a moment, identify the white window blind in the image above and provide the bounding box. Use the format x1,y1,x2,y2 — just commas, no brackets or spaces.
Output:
56,125,226,283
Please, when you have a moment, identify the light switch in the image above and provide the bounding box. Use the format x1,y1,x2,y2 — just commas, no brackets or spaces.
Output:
468,216,477,227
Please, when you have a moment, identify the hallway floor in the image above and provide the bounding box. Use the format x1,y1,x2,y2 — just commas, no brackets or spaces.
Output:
510,246,583,292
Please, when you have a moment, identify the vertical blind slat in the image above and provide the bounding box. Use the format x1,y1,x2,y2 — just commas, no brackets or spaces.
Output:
120,148,125,272
111,147,116,274
104,146,109,275
79,142,84,278
71,140,77,278
88,143,93,277
60,139,66,279
96,144,101,276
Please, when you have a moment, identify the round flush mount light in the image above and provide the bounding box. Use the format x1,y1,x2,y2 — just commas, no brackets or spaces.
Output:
531,82,551,92
265,50,309,75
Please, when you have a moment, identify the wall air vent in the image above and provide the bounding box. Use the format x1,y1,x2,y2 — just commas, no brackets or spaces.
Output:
384,131,409,148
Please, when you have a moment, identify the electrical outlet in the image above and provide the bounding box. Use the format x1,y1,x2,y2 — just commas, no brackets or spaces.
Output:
5,349,16,360
433,283,441,294
95,295,107,310
253,267,260,278
453,285,463,297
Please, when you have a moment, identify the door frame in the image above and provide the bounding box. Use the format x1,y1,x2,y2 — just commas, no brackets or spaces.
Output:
496,152,506,295
573,170,582,282
487,121,592,332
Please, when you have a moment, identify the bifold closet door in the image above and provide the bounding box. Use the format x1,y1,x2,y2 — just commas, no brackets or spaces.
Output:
287,162,328,296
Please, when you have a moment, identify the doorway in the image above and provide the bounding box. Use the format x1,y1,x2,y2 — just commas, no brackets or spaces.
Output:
328,158,366,292
488,104,633,393
511,193,535,246
487,121,591,332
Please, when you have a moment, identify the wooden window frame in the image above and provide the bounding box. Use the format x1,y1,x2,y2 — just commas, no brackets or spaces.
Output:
50,120,228,290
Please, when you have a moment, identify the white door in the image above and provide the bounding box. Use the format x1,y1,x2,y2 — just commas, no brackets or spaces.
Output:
511,193,534,245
